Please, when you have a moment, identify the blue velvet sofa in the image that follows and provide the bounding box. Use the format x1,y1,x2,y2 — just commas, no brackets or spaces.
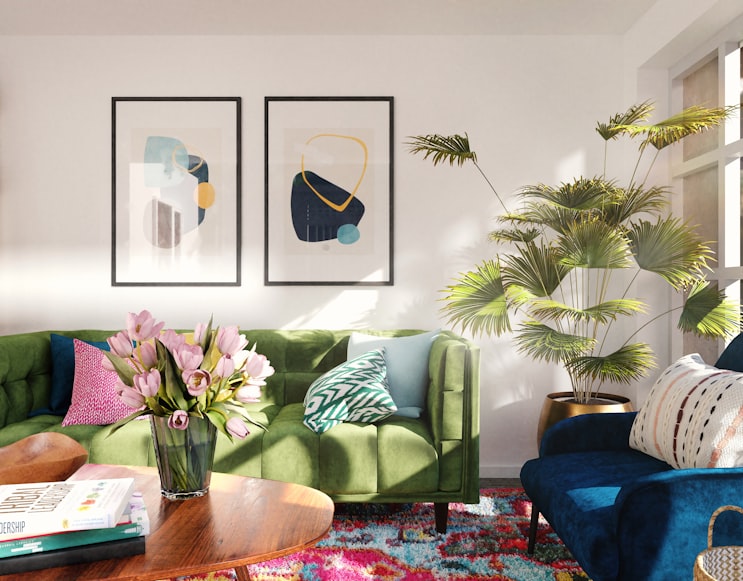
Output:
520,337,743,581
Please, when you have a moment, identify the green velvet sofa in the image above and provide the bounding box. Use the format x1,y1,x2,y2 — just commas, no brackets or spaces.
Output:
0,329,480,533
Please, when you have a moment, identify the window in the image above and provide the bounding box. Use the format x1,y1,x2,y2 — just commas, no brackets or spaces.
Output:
673,42,743,363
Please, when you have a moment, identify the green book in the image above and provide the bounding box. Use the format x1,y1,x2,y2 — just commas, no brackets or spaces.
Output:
0,492,148,558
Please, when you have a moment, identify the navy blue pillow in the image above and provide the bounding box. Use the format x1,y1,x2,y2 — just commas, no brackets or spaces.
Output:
714,333,743,372
29,334,111,417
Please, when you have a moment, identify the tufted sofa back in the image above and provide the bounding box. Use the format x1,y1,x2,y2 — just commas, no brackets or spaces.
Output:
0,329,431,427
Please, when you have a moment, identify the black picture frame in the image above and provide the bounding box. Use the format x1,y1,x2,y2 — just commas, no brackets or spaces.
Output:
264,96,394,286
111,97,241,286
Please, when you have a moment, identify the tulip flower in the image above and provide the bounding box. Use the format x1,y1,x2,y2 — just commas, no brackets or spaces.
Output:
216,326,248,356
173,343,204,372
127,310,165,342
107,331,133,358
184,369,212,397
107,312,276,441
160,329,186,352
215,354,235,378
116,380,146,409
133,369,161,398
135,341,156,368
193,322,208,344
169,410,189,430
235,384,261,404
226,417,249,439
245,351,274,386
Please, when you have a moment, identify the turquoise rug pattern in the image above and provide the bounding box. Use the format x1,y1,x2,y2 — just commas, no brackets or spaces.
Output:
171,487,589,581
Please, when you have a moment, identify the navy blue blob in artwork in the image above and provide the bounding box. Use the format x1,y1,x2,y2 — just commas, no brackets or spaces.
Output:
189,155,209,225
291,171,365,242
189,155,209,184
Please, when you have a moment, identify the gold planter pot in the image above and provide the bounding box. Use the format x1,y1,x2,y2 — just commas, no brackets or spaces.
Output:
537,391,634,447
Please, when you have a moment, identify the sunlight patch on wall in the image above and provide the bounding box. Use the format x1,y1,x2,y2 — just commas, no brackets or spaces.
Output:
554,149,587,183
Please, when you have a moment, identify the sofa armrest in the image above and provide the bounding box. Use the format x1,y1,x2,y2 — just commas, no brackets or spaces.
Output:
613,467,743,580
426,331,480,502
540,411,637,457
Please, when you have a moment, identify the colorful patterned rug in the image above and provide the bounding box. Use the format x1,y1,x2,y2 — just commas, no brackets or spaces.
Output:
169,487,589,581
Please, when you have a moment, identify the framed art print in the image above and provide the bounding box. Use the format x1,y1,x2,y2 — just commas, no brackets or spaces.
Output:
112,97,241,286
265,96,393,285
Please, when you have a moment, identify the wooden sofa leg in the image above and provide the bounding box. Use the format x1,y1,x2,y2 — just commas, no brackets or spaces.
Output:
527,506,539,554
434,502,448,534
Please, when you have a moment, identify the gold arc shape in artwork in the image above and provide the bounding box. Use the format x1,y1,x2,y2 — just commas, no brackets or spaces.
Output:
300,133,369,213
172,143,205,175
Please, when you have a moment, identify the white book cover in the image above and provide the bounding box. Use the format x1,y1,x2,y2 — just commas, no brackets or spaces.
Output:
0,490,150,556
0,478,135,540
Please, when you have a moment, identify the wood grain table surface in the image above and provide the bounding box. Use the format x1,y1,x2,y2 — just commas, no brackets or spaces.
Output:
0,464,334,581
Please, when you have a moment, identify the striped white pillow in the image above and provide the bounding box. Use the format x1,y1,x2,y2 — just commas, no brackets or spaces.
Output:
629,353,743,469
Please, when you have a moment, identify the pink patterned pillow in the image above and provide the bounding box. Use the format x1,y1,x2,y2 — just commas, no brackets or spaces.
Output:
61,339,133,426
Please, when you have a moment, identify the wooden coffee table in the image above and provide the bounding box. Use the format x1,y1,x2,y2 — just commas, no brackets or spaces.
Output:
0,464,334,581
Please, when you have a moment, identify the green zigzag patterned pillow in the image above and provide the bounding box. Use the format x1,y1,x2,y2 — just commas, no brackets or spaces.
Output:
303,348,398,434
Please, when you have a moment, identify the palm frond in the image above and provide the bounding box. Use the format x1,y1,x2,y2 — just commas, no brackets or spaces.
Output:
520,178,618,211
557,219,633,269
595,101,655,141
601,185,669,225
517,202,581,236
514,322,594,364
488,227,541,243
565,343,655,384
628,217,713,288
501,242,569,297
615,105,733,151
440,260,511,336
406,134,477,167
678,281,740,338
529,298,646,325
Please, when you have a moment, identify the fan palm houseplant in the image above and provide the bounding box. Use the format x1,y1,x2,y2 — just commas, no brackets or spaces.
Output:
409,102,740,435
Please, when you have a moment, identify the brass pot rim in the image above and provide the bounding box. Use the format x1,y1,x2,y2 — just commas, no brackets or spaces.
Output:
545,391,631,404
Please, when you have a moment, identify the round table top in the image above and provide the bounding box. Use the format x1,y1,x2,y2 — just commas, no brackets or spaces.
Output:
0,463,334,581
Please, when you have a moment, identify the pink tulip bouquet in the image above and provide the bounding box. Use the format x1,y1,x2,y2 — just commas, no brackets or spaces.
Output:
104,310,275,441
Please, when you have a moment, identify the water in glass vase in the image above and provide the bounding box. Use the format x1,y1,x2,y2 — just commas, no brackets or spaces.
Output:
150,415,217,500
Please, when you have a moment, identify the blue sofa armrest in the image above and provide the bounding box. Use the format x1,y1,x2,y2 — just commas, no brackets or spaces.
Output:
613,467,743,580
540,411,637,456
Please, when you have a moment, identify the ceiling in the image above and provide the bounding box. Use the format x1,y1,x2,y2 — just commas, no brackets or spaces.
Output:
0,0,661,36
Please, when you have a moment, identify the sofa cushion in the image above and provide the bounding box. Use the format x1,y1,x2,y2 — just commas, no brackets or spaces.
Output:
377,416,438,493
61,339,133,427
347,329,439,418
520,449,672,581
629,353,743,469
303,348,397,434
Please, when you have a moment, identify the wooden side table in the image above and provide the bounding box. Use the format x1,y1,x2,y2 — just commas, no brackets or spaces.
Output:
0,464,334,581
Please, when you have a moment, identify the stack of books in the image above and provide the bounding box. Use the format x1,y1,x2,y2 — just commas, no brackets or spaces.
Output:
0,478,149,574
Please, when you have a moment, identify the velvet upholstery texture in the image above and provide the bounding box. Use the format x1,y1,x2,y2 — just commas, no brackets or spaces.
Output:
0,328,479,531
521,412,743,580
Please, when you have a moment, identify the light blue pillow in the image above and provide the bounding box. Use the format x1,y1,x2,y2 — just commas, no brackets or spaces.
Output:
347,330,440,418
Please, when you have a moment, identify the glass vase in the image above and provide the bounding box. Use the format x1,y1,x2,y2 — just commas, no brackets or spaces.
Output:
150,415,217,500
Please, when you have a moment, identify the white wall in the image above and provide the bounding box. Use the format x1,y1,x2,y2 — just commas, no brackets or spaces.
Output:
0,7,737,476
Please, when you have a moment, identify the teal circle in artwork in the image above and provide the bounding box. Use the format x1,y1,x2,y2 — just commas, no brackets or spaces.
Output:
337,224,360,245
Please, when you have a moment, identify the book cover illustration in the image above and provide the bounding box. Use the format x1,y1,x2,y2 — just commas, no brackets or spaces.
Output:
0,478,135,540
